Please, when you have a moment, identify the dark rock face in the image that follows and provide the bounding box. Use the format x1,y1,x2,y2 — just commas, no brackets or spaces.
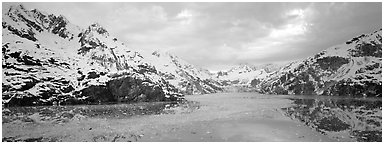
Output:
250,79,262,87
3,92,41,107
48,15,72,39
350,42,382,57
80,85,114,104
323,80,382,97
107,77,165,102
77,74,182,104
316,56,349,71
87,71,101,79
77,24,109,55
2,22,37,42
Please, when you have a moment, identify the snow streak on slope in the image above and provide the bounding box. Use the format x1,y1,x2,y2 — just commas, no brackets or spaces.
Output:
137,49,223,95
2,4,227,106
259,29,382,97
2,5,184,106
3,4,381,107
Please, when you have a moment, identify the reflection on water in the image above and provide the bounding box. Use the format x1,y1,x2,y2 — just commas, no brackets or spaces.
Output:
2,100,201,142
282,96,382,142
2,100,201,124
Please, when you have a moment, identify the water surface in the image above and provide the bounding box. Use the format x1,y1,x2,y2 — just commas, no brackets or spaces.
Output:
2,93,382,142
281,95,382,142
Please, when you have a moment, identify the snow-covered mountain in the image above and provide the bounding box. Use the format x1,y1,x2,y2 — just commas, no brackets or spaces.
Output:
2,5,381,107
215,63,281,86
259,29,382,97
1,5,221,106
138,49,223,95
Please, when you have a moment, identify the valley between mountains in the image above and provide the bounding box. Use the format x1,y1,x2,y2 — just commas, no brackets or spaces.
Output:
2,4,382,142
2,5,382,106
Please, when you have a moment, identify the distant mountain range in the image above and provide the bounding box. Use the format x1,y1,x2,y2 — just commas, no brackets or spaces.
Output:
213,63,281,88
2,5,381,106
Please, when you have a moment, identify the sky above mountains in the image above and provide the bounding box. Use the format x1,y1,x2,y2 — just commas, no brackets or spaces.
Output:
3,2,382,71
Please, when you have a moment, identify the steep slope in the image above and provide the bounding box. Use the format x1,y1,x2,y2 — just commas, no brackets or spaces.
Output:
259,29,382,97
138,50,223,95
2,5,183,106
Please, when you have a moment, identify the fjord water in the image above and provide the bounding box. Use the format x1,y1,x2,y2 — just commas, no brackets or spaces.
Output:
281,95,382,142
2,93,382,142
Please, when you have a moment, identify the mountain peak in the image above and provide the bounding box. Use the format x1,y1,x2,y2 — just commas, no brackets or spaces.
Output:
6,4,29,17
151,49,178,58
56,14,69,23
228,63,256,73
87,23,109,36
7,4,26,12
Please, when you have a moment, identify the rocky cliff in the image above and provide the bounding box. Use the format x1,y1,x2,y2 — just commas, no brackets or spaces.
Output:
2,5,186,106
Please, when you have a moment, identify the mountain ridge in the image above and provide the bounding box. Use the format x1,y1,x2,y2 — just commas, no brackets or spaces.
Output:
258,29,382,97
2,4,222,106
2,4,382,107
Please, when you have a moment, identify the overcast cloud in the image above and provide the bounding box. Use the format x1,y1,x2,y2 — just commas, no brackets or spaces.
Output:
3,2,382,71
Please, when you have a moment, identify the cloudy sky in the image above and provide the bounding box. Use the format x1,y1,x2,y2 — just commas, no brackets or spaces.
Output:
4,2,382,71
